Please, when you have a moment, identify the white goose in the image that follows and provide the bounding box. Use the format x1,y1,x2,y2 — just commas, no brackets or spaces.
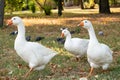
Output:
78,20,113,77
7,16,57,77
61,28,89,60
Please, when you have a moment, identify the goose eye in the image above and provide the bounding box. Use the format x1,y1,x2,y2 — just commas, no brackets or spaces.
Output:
13,18,16,20
85,21,87,23
64,31,66,33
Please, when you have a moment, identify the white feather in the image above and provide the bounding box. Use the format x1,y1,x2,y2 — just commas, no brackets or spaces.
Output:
61,29,89,57
10,16,57,70
81,20,113,70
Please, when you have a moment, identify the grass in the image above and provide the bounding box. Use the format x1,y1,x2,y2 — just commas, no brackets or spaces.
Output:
0,7,120,80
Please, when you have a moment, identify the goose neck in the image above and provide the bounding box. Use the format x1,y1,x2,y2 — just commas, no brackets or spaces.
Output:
17,23,26,41
88,25,98,43
66,34,71,40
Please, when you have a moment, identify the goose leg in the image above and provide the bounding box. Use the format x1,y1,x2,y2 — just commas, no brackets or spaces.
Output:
25,68,33,78
87,67,94,78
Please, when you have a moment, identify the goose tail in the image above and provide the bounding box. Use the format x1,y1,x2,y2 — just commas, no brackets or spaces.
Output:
44,52,57,64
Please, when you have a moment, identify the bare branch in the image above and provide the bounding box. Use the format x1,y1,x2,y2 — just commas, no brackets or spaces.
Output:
34,0,44,9
44,0,47,6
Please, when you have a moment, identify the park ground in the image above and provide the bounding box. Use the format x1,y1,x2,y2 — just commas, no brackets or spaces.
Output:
0,7,120,80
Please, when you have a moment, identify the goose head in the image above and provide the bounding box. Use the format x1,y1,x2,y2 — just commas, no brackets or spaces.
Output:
77,20,92,29
60,28,70,37
7,16,23,26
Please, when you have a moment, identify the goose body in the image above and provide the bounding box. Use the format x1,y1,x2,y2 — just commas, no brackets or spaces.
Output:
7,16,57,76
61,28,89,58
78,20,113,77
87,42,113,69
15,40,56,70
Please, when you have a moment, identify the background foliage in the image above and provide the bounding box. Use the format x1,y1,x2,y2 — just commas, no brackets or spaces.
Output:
5,0,120,14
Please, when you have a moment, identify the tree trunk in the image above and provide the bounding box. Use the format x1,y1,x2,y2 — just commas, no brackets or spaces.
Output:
80,0,84,9
0,0,5,28
58,0,63,16
99,0,111,14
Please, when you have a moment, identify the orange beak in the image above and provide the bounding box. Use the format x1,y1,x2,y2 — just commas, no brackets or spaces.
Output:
77,21,84,27
61,33,64,37
7,20,13,26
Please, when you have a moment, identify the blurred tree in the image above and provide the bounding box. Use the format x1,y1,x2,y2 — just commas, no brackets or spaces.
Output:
113,0,117,5
94,0,99,4
74,0,79,6
5,0,23,14
53,0,63,16
22,0,29,10
80,0,84,9
35,0,55,15
99,0,111,14
28,1,36,13
89,0,95,8
83,0,95,9
109,0,117,5
0,0,5,28
58,0,63,16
